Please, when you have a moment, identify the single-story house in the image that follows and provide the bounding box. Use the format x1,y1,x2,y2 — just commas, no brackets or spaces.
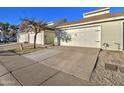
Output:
18,8,124,51
55,8,124,51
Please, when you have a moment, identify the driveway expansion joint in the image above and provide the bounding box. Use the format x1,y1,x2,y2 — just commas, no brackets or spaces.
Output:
0,72,10,78
89,49,101,81
0,61,10,72
11,62,39,72
39,71,60,85
10,72,23,86
0,61,11,76
40,63,87,81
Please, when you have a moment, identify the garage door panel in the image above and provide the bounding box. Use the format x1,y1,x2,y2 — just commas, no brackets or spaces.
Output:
36,33,42,44
29,33,42,44
19,34,26,43
60,26,101,48
29,34,34,43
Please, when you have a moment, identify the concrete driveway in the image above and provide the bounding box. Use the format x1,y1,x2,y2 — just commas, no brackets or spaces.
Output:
24,46,100,81
0,45,100,85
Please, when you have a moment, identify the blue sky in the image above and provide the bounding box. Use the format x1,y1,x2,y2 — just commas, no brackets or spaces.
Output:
0,7,124,25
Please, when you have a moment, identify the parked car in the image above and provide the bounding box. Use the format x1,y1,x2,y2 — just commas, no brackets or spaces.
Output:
0,37,9,43
9,37,17,42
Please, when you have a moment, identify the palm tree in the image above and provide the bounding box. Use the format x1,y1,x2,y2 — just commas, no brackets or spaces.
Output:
20,18,52,48
9,25,18,38
0,22,10,39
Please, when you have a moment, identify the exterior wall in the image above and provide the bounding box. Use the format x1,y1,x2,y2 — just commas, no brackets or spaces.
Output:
44,31,55,45
57,20,124,51
18,31,44,45
41,31,44,45
101,20,123,51
29,32,44,45
18,33,28,43
25,33,29,42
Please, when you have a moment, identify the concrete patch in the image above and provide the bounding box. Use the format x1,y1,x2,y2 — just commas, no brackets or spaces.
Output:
105,63,118,71
0,73,21,86
23,48,63,62
0,63,9,77
40,47,100,81
12,63,59,86
0,53,37,72
41,72,93,86
119,66,124,73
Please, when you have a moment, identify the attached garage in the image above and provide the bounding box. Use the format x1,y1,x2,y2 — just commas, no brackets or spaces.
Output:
60,25,101,48
56,8,124,51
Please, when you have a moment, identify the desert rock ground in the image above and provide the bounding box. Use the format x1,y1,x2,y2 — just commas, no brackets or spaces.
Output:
91,50,124,86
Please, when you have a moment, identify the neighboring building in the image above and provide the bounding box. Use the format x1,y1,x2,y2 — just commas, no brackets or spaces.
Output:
17,20,69,45
17,22,56,45
17,30,55,45
55,8,124,51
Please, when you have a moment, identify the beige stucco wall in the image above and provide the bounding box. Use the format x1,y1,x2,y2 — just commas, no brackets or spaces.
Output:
44,31,55,45
18,33,29,43
18,31,44,45
57,19,124,51
101,20,123,51
29,32,43,44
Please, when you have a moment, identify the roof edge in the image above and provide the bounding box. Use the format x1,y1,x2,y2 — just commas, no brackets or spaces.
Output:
56,12,124,28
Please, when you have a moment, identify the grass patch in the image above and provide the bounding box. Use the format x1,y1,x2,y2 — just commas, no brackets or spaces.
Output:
9,45,45,55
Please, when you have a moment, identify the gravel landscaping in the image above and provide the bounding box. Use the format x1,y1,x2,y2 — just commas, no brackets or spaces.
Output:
90,50,124,86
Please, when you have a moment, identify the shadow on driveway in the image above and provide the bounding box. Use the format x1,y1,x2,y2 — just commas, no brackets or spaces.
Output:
0,50,16,56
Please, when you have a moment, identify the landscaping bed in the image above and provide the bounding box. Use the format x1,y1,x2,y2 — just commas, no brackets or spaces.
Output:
90,50,124,86
9,44,46,55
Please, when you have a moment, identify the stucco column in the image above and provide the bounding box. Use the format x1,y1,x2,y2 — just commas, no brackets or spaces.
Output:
17,34,19,43
41,31,44,45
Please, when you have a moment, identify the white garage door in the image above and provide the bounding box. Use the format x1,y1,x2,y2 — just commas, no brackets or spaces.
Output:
19,34,28,43
60,26,101,48
29,33,42,44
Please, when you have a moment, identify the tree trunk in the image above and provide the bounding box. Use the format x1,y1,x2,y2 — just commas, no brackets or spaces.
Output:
34,33,37,48
20,43,24,51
